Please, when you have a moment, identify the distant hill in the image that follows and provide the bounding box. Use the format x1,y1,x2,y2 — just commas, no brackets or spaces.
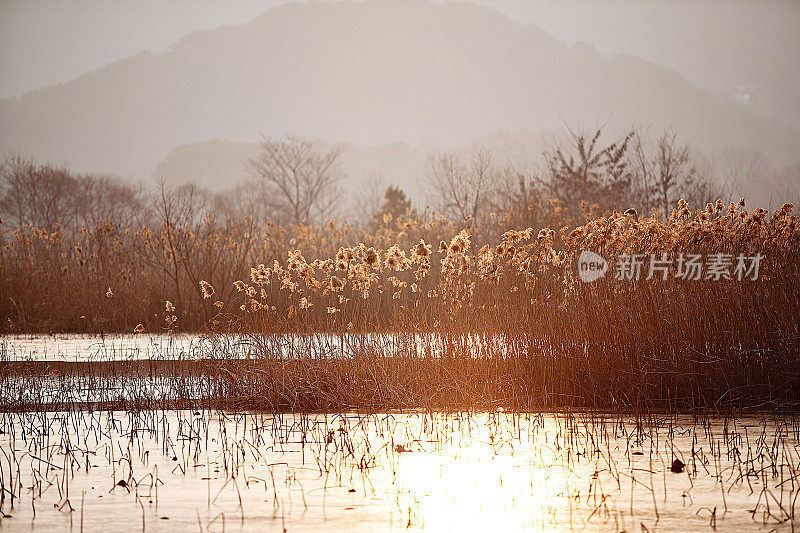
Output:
155,138,429,199
2,0,798,187
155,140,260,188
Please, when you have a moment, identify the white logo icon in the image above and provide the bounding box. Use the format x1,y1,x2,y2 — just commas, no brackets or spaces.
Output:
577,251,607,282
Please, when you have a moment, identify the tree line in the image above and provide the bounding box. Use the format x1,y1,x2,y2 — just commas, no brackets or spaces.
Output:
0,126,790,235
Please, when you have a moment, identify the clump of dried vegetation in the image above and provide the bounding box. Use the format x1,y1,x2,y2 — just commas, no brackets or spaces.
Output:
1,196,799,529
1,197,798,411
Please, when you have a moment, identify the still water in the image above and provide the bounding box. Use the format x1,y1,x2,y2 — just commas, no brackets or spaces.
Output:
0,410,796,532
0,335,796,531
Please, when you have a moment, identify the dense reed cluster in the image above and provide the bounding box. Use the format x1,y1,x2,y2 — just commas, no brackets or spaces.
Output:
0,200,550,333
2,198,798,410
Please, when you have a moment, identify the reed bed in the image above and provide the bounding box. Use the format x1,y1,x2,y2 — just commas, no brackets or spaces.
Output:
0,335,798,414
209,199,800,411
2,198,799,411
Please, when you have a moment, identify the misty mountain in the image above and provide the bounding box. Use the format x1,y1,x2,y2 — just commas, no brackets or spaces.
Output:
1,0,798,187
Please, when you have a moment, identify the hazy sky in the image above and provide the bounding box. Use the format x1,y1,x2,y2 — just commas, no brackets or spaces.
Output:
1,0,798,101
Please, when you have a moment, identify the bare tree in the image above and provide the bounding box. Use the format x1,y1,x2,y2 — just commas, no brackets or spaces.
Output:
626,127,724,214
210,181,273,226
681,171,723,210
652,128,696,215
626,126,657,213
150,180,210,230
250,137,344,225
425,145,498,226
74,173,143,226
0,154,77,230
138,180,213,316
544,127,633,216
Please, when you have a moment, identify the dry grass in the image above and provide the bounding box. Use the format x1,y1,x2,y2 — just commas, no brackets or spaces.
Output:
1,198,798,531
1,198,798,411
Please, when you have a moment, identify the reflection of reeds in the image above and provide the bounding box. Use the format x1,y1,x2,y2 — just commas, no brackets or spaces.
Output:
0,405,797,529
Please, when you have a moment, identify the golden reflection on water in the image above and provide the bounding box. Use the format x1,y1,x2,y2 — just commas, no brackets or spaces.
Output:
397,446,562,530
380,413,798,531
0,410,797,531
387,415,576,531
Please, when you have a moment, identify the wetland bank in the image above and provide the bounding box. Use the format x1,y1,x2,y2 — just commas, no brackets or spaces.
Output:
1,323,799,531
2,195,800,530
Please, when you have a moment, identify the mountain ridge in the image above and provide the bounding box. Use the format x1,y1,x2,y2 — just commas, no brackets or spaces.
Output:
1,0,796,184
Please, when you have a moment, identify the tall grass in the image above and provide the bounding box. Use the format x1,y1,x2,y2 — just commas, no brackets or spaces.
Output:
2,198,798,410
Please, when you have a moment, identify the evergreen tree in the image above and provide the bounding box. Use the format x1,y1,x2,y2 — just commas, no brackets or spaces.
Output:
373,186,413,228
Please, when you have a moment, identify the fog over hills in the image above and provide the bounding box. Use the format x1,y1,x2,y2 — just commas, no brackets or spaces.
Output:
1,0,797,195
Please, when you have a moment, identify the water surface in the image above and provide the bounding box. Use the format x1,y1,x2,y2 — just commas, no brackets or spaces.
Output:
0,410,796,531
